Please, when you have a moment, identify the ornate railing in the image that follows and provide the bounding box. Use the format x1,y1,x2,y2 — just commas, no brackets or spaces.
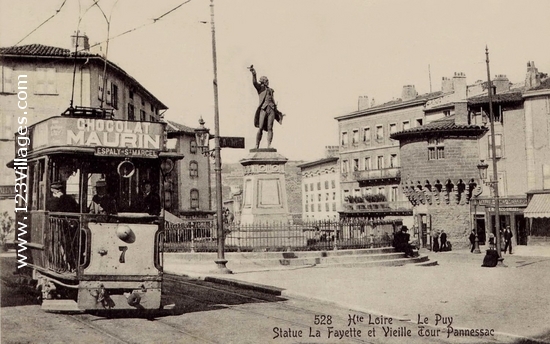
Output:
163,219,400,253
46,214,81,273
352,167,401,182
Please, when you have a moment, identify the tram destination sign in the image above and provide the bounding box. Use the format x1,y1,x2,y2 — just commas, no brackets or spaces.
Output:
219,136,245,149
95,147,159,158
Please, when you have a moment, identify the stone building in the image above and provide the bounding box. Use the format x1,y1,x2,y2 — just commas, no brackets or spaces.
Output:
165,120,213,218
297,146,340,221
392,61,550,247
0,36,166,213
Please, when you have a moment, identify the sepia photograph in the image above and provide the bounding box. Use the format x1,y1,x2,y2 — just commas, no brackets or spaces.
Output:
1,0,549,343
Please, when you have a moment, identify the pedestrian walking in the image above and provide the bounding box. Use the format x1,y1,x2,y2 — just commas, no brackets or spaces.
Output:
440,230,448,251
432,230,440,252
469,229,477,253
504,226,513,254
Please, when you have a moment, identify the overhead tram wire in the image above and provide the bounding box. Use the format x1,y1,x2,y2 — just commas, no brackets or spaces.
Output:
13,0,68,46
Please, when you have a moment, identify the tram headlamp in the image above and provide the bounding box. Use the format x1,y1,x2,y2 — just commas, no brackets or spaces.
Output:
116,225,135,243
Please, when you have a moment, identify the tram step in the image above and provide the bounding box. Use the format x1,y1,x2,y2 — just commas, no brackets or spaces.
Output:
42,300,83,313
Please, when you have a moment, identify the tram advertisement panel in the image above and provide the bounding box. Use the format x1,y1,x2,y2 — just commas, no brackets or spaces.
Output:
30,117,164,158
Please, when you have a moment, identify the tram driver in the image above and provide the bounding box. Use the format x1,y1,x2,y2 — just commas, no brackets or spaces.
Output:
49,182,79,213
139,179,161,216
89,180,117,215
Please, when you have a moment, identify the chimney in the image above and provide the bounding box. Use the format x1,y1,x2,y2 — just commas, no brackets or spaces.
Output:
71,32,90,52
525,61,541,89
452,72,467,98
454,101,468,125
358,95,370,111
441,77,453,93
401,85,417,101
325,145,339,158
493,74,511,94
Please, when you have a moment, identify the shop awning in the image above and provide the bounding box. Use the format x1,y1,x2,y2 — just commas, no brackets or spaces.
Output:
524,194,550,218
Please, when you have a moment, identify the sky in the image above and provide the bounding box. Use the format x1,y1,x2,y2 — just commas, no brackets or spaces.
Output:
1,0,549,163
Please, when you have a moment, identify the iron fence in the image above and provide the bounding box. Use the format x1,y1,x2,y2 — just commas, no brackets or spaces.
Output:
163,219,401,252
47,214,81,273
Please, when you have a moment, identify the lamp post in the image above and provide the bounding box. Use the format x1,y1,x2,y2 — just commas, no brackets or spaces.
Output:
485,47,503,262
469,177,482,254
208,0,231,273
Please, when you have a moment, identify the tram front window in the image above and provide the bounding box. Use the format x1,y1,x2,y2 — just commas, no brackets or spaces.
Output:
47,160,81,213
85,158,160,216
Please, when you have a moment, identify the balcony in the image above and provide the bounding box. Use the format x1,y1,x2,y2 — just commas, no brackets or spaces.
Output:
351,167,401,186
340,200,413,217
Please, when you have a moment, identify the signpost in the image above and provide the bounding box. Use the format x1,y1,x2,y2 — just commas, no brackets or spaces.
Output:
219,136,245,149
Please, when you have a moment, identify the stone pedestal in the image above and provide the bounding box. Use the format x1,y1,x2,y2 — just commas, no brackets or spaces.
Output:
239,148,292,225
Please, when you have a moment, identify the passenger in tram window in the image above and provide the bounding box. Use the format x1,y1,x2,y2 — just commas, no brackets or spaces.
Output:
140,179,161,215
89,180,117,215
49,182,79,213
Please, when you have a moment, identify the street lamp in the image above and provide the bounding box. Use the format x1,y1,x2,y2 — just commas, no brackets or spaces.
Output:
469,178,481,254
194,117,211,155
482,46,503,263
208,0,231,273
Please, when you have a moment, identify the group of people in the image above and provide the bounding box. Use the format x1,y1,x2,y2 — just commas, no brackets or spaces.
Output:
431,229,451,252
48,179,160,216
473,226,513,254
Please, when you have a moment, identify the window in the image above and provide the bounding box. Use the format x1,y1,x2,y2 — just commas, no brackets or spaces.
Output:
325,193,329,201
128,104,135,120
318,204,321,212
190,189,199,209
310,183,314,191
305,205,308,212
376,125,384,141
324,181,329,189
325,203,330,211
488,134,503,158
140,109,146,121
363,127,371,144
353,159,359,171
342,160,349,174
129,89,134,100
110,83,118,109
305,184,308,192
390,154,398,168
36,68,56,94
98,75,104,101
403,121,410,131
352,129,359,144
378,187,385,195
332,203,336,211
141,98,145,106
416,118,423,127
377,155,384,169
341,131,348,146
389,123,397,135
317,182,321,190
332,192,336,200
428,137,445,160
190,140,197,154
331,180,336,188
311,204,314,212
354,188,361,196
364,157,371,170
390,186,398,202
1,65,14,93
189,161,198,177
318,194,321,202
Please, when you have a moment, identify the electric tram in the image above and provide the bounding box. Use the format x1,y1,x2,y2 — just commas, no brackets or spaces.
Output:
11,107,181,312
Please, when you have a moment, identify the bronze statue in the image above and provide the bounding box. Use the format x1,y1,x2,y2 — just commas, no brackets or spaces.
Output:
249,65,284,149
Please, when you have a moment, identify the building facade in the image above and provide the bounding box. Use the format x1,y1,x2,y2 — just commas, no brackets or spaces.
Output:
0,37,167,212
298,153,340,221
166,120,213,218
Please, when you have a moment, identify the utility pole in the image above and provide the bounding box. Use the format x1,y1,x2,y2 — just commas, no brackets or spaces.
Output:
485,46,503,262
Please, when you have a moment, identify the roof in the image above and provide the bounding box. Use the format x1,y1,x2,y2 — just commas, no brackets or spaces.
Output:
335,91,443,121
527,77,550,91
524,193,550,218
0,44,167,109
297,156,339,169
390,114,487,140
467,91,523,106
165,120,197,135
